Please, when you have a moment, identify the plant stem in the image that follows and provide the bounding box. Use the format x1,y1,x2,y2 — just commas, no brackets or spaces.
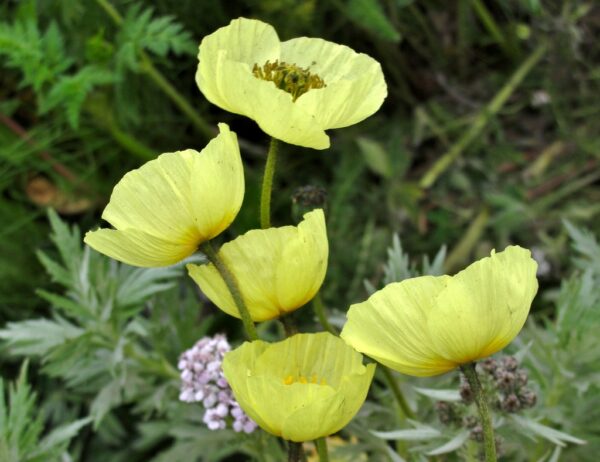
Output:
312,292,337,335
139,53,214,139
260,138,279,229
461,363,497,462
380,366,415,420
288,441,303,462
315,438,329,462
95,0,214,140
471,0,515,58
419,43,547,189
444,206,489,272
199,241,258,341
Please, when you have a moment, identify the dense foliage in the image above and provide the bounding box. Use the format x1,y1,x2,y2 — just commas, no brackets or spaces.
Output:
1,0,599,460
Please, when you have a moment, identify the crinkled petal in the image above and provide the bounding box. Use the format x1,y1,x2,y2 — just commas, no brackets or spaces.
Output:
189,123,245,241
196,19,328,148
282,37,387,129
222,340,272,433
223,334,373,442
187,210,328,321
341,276,457,377
275,209,328,311
84,228,195,267
197,17,280,111
101,151,198,244
208,58,329,149
87,124,243,267
429,246,538,363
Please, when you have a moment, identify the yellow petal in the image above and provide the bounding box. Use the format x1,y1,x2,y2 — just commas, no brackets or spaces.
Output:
223,333,374,442
101,151,199,245
83,228,195,267
187,209,328,321
196,18,329,149
189,123,245,241
86,124,243,267
428,246,538,363
341,276,457,377
282,37,387,129
197,17,280,112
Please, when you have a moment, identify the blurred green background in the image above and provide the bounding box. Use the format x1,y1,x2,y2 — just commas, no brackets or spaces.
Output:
1,0,599,461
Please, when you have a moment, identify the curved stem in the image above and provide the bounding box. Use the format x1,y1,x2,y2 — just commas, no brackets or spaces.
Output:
287,441,303,462
314,438,329,462
381,366,415,420
312,292,337,335
260,138,279,229
95,0,214,140
200,241,258,341
461,363,497,462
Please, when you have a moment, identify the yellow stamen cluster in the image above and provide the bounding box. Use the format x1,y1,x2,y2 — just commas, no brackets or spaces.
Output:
252,60,326,101
283,374,327,386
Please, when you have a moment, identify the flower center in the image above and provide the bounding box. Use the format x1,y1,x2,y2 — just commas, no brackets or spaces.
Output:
283,374,327,386
252,60,326,101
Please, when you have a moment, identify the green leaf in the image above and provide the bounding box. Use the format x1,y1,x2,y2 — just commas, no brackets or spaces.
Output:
426,430,469,455
40,66,115,128
511,415,586,447
0,318,84,356
33,417,92,456
371,426,441,441
0,20,72,92
346,0,401,42
414,387,461,402
563,220,600,275
357,137,393,179
116,4,195,72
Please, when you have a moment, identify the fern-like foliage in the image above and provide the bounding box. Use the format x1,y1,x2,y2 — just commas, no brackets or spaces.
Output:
40,66,116,129
364,233,447,294
0,362,90,462
116,4,196,72
0,20,72,92
0,18,116,128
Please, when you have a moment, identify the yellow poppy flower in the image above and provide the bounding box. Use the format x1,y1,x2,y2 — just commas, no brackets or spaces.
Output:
196,17,387,149
187,209,327,321
340,246,538,377
84,123,244,267
222,332,376,442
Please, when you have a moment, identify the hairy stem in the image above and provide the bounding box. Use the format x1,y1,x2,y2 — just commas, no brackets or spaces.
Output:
260,138,279,229
380,366,415,420
315,438,329,462
461,363,497,462
200,241,258,341
288,441,303,462
312,292,337,335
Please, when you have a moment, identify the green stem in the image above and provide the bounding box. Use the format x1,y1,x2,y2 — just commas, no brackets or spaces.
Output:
380,366,415,420
288,441,303,462
315,438,329,462
312,292,337,335
260,138,279,229
419,43,547,189
200,241,258,341
139,53,214,139
470,0,515,58
95,0,214,140
461,363,497,462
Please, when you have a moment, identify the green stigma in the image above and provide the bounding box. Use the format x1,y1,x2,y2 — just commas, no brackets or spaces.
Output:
252,60,326,101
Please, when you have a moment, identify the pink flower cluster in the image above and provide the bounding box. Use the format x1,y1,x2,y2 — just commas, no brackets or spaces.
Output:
178,334,256,433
